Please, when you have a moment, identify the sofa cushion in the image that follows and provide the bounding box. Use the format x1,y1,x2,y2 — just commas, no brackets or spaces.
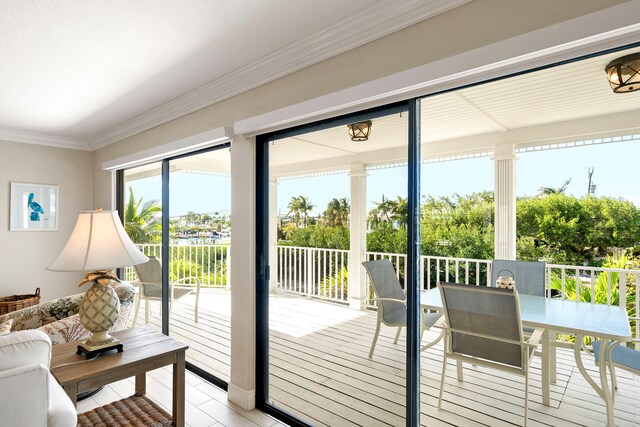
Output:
112,281,136,303
0,319,13,335
39,314,90,345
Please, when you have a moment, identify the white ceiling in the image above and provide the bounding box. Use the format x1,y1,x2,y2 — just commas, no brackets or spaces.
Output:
0,0,469,150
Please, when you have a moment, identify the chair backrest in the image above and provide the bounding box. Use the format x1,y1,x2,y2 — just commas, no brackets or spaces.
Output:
491,259,546,297
438,282,525,368
134,256,162,298
362,259,406,325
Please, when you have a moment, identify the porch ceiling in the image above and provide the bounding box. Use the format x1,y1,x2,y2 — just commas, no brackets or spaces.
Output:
271,45,640,177
125,45,640,181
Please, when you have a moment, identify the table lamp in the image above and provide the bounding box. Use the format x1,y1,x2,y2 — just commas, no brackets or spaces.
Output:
47,209,149,357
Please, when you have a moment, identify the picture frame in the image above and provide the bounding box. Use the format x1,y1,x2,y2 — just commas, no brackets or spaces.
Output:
10,182,59,231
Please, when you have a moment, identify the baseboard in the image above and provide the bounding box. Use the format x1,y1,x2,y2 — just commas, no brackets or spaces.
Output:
227,382,256,410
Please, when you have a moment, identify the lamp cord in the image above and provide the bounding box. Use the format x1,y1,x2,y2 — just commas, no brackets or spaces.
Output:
51,352,101,369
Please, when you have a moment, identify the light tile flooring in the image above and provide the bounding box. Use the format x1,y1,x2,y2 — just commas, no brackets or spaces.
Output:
76,367,287,427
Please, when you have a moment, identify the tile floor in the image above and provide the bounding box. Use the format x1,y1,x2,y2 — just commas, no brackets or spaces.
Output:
76,366,288,427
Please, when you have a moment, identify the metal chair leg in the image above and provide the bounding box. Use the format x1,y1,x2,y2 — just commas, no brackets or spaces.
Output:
132,292,141,327
369,321,381,358
394,327,402,344
456,360,463,382
438,345,448,410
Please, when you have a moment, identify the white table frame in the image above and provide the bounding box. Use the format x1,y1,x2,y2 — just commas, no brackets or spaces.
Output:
421,288,631,426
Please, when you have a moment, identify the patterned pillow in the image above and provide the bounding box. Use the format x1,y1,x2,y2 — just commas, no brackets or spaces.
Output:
112,282,136,303
0,319,13,335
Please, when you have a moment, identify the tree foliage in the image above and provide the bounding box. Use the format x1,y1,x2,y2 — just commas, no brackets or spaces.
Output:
516,194,640,264
287,196,315,227
278,191,640,267
323,198,350,227
124,186,161,244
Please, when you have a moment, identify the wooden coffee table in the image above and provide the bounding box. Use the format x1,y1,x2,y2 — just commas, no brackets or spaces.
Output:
51,327,188,427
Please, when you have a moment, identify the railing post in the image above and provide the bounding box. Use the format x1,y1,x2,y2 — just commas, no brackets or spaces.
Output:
269,178,278,293
306,248,313,297
348,163,367,310
226,245,231,289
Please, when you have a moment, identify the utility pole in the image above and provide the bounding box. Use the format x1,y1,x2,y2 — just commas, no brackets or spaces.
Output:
587,167,595,196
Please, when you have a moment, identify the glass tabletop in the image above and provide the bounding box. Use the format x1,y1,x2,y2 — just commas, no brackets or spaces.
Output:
421,287,631,340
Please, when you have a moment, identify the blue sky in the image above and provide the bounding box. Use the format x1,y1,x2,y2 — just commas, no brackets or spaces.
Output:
126,138,640,217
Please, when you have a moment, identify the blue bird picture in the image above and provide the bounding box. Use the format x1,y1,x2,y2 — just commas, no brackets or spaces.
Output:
28,193,45,221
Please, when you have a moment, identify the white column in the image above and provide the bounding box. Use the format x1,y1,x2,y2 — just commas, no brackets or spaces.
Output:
228,134,256,410
348,164,367,310
493,144,517,260
269,177,278,293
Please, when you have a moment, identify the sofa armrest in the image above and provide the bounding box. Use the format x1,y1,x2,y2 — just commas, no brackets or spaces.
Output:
0,330,52,370
0,363,49,427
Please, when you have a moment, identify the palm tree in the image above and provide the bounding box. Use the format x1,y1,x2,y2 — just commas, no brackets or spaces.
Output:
124,186,162,243
390,196,408,229
298,196,315,227
287,196,315,227
324,198,350,227
287,196,302,226
538,178,572,196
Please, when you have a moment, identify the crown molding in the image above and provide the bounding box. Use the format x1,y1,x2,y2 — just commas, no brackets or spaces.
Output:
89,0,471,149
0,128,90,151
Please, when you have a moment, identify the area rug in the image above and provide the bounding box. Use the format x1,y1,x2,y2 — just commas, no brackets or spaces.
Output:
77,395,172,427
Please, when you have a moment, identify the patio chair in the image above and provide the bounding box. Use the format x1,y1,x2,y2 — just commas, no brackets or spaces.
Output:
437,282,543,427
362,259,442,358
491,259,547,296
132,256,201,325
592,339,640,398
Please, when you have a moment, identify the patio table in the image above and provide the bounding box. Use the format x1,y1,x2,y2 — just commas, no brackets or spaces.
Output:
421,287,631,426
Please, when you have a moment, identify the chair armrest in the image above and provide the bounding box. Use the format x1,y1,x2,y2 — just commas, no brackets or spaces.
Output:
0,364,49,427
432,316,447,329
0,330,52,370
372,297,406,306
603,338,640,360
526,328,545,349
172,277,202,290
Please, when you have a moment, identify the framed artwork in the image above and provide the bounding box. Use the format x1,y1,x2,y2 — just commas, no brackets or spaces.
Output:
10,182,59,231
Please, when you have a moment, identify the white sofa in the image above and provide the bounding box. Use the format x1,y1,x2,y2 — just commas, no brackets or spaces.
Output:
0,330,76,427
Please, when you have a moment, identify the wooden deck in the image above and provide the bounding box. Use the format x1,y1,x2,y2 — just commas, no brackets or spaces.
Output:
143,289,640,426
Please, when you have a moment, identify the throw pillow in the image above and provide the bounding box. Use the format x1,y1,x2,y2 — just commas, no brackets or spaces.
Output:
0,319,13,335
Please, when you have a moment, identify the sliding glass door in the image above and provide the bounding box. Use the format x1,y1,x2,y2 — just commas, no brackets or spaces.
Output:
257,102,423,426
119,144,231,387
168,148,231,383
122,162,164,331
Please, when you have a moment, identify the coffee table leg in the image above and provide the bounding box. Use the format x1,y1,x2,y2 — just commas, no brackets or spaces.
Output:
63,383,78,408
173,350,186,427
135,372,146,396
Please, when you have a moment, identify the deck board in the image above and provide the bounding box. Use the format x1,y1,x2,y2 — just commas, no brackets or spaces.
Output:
142,289,640,426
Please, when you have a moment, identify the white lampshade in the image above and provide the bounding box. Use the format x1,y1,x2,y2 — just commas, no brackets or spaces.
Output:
47,210,149,272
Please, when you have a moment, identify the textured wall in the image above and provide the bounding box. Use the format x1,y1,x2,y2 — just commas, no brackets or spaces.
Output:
0,140,94,300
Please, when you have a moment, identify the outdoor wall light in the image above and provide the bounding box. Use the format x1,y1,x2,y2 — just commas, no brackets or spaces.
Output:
347,120,372,142
605,52,640,93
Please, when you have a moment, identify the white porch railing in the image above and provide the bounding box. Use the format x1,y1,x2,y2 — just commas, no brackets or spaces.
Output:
122,244,639,347
274,247,639,346
124,243,230,288
276,246,349,303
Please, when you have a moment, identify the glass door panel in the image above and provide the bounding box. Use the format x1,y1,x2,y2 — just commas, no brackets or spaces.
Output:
267,111,408,425
123,162,164,332
168,147,231,382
